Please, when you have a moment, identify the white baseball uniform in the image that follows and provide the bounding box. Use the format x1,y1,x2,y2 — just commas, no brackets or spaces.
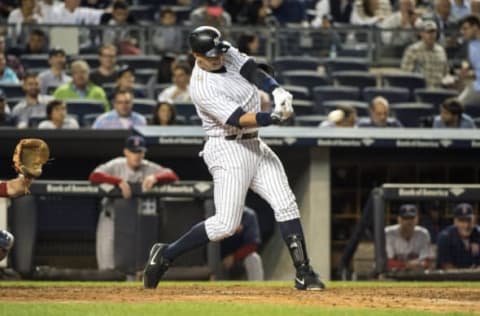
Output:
189,46,300,241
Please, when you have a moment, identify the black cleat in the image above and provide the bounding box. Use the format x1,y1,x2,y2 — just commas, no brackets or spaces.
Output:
294,265,325,291
143,243,170,289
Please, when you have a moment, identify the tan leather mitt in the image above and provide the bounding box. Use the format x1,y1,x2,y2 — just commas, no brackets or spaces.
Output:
12,139,50,178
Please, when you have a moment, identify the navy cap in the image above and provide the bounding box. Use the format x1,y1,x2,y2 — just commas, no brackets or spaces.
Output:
125,135,147,153
454,203,474,219
399,204,418,218
117,64,134,79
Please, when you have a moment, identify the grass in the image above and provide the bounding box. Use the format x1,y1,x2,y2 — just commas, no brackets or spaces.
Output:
0,302,475,316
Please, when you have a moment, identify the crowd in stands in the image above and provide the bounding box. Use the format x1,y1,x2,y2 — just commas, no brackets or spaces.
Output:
0,0,479,129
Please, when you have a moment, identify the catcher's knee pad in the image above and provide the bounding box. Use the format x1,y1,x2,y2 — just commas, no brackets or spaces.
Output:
0,230,14,261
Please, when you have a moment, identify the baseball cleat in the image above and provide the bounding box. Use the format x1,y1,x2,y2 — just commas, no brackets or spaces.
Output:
294,265,325,291
143,243,170,289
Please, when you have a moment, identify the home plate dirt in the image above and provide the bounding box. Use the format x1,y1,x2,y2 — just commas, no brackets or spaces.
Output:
1,284,479,314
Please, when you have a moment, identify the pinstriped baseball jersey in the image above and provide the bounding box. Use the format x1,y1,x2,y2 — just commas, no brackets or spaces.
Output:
189,46,260,137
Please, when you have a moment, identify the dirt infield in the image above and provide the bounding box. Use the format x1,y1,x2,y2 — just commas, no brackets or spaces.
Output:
1,284,479,313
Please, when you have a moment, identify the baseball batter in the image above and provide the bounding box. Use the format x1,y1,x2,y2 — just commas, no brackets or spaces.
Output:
144,26,324,290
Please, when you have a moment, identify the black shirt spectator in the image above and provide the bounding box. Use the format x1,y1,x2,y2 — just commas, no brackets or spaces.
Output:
90,44,119,87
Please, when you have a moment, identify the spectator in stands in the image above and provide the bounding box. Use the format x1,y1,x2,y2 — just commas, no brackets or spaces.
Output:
190,0,232,28
92,89,146,129
436,202,480,269
0,53,20,83
0,0,16,22
385,204,433,272
38,99,79,129
357,96,403,127
89,135,179,276
38,48,71,95
237,33,260,56
9,29,48,55
311,0,354,26
458,14,480,106
0,90,14,126
400,20,449,88
472,0,480,15
7,0,43,25
110,65,145,99
425,0,455,44
11,72,53,128
351,0,392,25
0,35,24,79
37,0,57,22
451,0,471,21
381,0,422,46
269,0,308,25
45,0,104,24
90,44,119,87
54,60,109,111
100,0,140,55
158,63,191,103
432,98,475,128
320,104,357,127
152,7,183,54
221,207,264,281
151,101,176,126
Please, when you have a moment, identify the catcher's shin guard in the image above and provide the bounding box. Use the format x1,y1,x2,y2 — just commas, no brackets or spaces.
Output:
285,235,325,291
143,243,170,289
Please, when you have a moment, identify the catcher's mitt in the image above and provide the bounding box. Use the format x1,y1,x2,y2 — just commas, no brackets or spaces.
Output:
12,138,50,178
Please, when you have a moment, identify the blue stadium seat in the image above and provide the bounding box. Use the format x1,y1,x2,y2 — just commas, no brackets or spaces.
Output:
464,104,480,118
322,100,369,116
133,98,156,115
294,115,327,127
390,102,434,127
154,83,172,99
281,70,330,93
414,88,458,109
73,54,100,69
82,113,101,127
325,58,369,76
382,73,426,99
20,54,50,70
118,55,161,70
292,100,315,116
0,83,24,98
173,102,197,124
313,86,360,113
282,85,310,101
65,99,105,125
363,87,410,104
135,69,157,85
332,71,377,91
28,116,47,128
272,56,321,73
129,5,155,21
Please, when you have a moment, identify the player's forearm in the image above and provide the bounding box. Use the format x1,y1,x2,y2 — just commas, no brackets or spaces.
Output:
154,169,179,183
89,172,122,185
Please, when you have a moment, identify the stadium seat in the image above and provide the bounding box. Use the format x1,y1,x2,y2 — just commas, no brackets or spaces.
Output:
133,99,156,115
292,100,315,116
173,102,197,123
313,86,360,113
390,102,435,127
0,83,24,98
414,88,458,109
118,55,161,70
294,115,327,127
154,83,172,99
382,73,426,99
282,85,310,101
73,54,100,69
332,71,377,90
65,99,105,125
325,58,369,76
281,70,330,93
129,5,155,21
28,116,47,128
82,113,101,127
322,100,369,116
363,87,410,104
464,104,480,118
272,56,321,73
20,54,50,70
134,69,157,85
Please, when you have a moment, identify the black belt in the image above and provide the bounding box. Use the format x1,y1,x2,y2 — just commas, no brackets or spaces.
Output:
225,132,258,140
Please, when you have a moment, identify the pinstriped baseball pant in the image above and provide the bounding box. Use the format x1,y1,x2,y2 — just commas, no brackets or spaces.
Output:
202,137,300,241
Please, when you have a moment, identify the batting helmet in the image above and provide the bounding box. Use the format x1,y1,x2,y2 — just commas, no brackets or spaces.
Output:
188,26,230,57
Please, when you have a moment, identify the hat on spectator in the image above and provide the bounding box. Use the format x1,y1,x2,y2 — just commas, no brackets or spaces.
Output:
49,47,66,57
421,20,437,31
117,64,135,78
399,204,418,218
454,203,474,219
125,135,147,153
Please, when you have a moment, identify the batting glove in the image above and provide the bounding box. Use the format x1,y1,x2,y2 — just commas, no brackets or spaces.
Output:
272,87,294,120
